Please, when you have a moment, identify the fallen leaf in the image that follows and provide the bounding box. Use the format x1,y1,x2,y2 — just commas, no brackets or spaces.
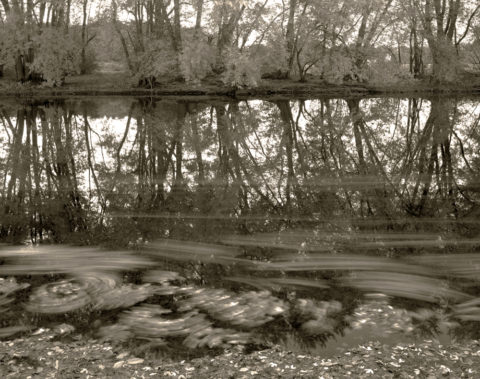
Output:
113,361,124,369
127,358,144,365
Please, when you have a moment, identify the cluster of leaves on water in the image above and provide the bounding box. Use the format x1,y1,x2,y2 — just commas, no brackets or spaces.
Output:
1,241,480,358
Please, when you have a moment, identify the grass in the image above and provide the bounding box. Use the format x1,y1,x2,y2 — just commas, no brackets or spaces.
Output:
0,62,479,99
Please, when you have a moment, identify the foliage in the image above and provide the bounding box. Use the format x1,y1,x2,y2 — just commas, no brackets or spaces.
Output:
254,28,289,76
0,0,479,86
80,47,98,75
314,47,412,84
221,48,261,88
470,41,480,72
429,40,461,82
316,51,359,84
0,15,31,66
133,40,178,87
296,39,325,81
180,38,215,84
29,29,81,86
365,53,415,84
474,26,480,63
89,22,125,63
0,20,82,86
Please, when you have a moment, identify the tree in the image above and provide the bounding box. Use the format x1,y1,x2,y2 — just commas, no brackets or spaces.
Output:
347,0,395,80
0,0,81,84
402,0,426,77
80,0,97,74
110,0,185,84
414,0,480,82
285,0,297,78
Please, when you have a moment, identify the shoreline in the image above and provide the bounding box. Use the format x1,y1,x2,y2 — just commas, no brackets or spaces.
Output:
1,76,479,100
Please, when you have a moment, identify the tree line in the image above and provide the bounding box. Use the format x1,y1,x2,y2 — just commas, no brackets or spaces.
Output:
0,0,479,87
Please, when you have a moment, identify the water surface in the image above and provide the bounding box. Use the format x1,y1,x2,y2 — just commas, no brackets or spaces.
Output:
1,95,480,354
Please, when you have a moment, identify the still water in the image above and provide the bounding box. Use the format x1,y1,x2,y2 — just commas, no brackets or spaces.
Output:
0,96,479,355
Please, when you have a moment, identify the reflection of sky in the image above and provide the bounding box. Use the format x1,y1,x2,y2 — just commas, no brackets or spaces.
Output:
88,116,137,170
1,98,480,203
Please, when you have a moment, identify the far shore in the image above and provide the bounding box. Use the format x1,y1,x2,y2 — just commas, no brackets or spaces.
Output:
1,71,480,99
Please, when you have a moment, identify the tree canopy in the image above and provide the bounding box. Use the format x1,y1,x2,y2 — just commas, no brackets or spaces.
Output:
0,0,479,86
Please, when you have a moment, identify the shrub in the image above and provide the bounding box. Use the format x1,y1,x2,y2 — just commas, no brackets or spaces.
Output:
254,29,289,77
430,40,461,82
365,56,414,84
133,39,178,87
30,29,81,86
0,15,34,81
318,51,357,84
180,38,215,84
80,47,98,75
470,43,480,72
221,48,261,88
0,22,81,86
0,14,30,66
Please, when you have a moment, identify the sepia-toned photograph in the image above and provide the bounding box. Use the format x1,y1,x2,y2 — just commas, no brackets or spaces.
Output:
0,0,480,377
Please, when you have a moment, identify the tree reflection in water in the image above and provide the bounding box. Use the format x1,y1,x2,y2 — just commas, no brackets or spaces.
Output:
0,96,480,352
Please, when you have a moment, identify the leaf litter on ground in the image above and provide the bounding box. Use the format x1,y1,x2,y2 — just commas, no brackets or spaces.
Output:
1,330,480,378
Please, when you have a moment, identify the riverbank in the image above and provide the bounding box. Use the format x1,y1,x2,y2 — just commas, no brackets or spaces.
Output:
1,331,479,378
1,71,480,99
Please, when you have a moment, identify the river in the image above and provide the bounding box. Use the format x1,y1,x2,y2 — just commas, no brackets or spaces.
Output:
0,95,479,355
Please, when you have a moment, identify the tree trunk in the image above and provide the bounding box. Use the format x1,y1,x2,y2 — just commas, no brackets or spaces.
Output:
80,0,88,74
65,0,71,32
285,0,297,78
421,0,461,82
153,0,165,38
15,55,26,82
429,39,458,82
215,5,246,71
173,0,182,51
409,22,424,78
194,0,204,38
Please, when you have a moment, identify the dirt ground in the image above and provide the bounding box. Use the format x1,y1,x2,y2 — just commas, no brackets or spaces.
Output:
1,329,480,378
0,65,479,99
